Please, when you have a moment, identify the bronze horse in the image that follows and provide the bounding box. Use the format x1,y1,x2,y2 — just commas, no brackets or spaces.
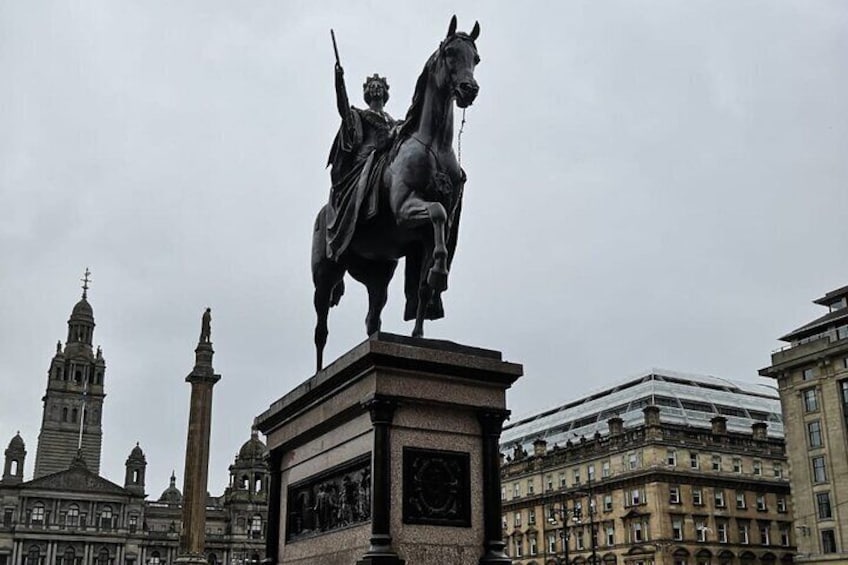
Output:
312,16,480,370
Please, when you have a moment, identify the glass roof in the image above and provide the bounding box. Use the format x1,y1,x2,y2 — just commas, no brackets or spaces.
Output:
501,368,782,453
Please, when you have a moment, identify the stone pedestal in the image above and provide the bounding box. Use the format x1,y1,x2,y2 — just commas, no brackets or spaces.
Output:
255,333,522,565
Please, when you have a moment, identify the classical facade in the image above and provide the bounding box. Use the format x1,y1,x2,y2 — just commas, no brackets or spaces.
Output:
500,370,796,565
760,285,848,563
0,285,268,565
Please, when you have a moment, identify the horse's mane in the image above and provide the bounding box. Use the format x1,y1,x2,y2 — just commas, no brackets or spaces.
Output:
390,50,439,160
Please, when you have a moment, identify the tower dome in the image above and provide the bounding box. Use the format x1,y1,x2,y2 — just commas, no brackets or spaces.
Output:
159,471,182,504
238,430,267,461
3,432,26,484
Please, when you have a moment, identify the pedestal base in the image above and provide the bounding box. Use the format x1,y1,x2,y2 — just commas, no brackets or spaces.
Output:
256,333,522,565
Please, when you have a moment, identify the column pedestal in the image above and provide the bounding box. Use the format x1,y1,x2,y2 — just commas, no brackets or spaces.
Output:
255,333,522,565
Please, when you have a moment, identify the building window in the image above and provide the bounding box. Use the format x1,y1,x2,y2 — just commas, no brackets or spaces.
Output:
669,486,681,504
548,532,557,553
736,491,747,509
514,511,522,527
692,488,703,506
695,519,707,542
812,456,828,483
31,504,44,526
629,489,642,506
773,463,783,478
501,486,506,501
128,514,137,533
26,548,41,565
513,538,522,557
603,494,613,512
99,506,112,530
502,515,507,529
3,508,13,527
803,368,815,381
717,521,728,543
606,524,615,546
529,535,537,556
97,549,109,565
733,458,742,473
667,449,677,466
576,528,585,550
777,496,787,513
817,492,833,519
760,524,770,546
588,464,596,482
753,460,762,475
66,505,79,527
841,380,848,430
559,472,566,488
602,460,611,478
546,474,553,492
149,553,160,565
250,514,262,539
528,509,536,525
628,452,640,470
712,455,721,471
513,483,521,498
822,529,837,553
756,495,767,511
714,489,726,508
632,522,644,543
527,479,534,495
780,525,791,546
738,522,749,544
573,468,581,485
672,517,683,541
808,420,824,448
803,388,819,412
690,452,700,469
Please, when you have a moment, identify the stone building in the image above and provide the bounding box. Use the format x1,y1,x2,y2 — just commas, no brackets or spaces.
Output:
500,370,796,565
760,285,848,563
0,286,268,565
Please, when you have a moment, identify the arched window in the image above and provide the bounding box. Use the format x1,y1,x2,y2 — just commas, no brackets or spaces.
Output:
10,459,19,475
66,505,79,527
241,475,250,489
97,548,110,565
71,408,78,423
149,552,161,565
208,554,218,565
74,370,82,384
133,469,140,483
63,548,76,565
31,503,45,526
63,407,69,422
254,474,263,493
26,546,41,565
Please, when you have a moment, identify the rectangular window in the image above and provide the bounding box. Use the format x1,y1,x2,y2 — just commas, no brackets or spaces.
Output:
733,458,742,473
501,486,506,501
692,488,703,506
529,536,537,556
513,483,521,498
803,388,819,412
669,486,681,504
527,479,534,495
695,519,707,542
841,380,848,430
715,489,726,508
753,460,762,475
736,491,747,509
717,522,728,543
629,452,639,470
528,509,536,525
602,460,611,478
690,452,700,469
559,472,566,488
672,517,683,541
667,449,677,466
633,522,644,543
808,421,823,448
576,528,585,550
606,524,615,546
630,489,641,506
756,495,767,511
822,529,837,553
774,463,783,478
812,456,828,483
573,468,581,485
817,492,833,519
588,464,596,482
739,522,749,544
548,533,557,554
546,474,553,492
604,494,613,512
514,511,522,527
777,496,787,513
760,524,770,546
3,508,12,527
514,538,522,557
803,367,815,381
712,455,721,471
780,525,791,547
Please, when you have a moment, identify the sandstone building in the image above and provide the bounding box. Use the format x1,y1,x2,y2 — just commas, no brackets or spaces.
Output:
760,285,848,564
0,286,268,565
500,370,796,565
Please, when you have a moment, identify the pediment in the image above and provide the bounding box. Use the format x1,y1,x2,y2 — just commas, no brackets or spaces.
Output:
22,467,129,496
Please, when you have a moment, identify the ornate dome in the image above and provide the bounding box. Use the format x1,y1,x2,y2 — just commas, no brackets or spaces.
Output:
159,471,182,503
238,431,267,461
70,298,94,321
126,443,146,463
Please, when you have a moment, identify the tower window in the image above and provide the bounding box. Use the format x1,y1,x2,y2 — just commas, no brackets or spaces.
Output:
62,408,69,422
10,460,19,475
66,505,79,527
74,371,82,384
132,470,140,483
71,408,78,423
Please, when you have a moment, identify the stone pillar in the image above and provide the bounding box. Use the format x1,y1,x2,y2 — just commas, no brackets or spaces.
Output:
263,449,282,565
177,310,221,565
357,398,403,565
478,410,510,565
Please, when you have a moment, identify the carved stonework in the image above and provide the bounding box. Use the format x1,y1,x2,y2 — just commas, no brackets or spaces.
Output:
24,467,129,495
285,454,371,541
402,447,471,527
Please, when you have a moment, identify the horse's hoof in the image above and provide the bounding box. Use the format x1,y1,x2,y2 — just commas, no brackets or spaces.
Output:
427,269,448,292
412,327,424,338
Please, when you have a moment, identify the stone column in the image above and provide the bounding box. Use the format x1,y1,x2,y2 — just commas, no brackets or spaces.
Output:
263,449,282,565
478,410,510,565
177,310,221,565
357,397,404,565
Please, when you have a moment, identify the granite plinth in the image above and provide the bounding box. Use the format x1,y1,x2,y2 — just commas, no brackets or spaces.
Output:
255,333,522,565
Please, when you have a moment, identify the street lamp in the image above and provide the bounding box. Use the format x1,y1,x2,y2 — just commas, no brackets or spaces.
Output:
548,496,579,565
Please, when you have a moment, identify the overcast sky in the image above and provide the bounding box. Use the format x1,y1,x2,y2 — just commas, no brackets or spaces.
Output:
1,1,847,497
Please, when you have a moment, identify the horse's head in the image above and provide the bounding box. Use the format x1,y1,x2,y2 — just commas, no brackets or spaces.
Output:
438,16,480,109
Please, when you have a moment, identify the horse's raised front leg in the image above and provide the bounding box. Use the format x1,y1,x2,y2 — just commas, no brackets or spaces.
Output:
398,197,450,293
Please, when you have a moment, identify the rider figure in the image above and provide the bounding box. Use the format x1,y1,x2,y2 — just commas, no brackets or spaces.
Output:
325,62,397,260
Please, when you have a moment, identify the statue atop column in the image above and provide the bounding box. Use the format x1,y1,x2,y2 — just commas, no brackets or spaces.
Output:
200,308,211,344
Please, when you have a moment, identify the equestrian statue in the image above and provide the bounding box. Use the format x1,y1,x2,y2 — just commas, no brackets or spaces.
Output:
312,16,481,370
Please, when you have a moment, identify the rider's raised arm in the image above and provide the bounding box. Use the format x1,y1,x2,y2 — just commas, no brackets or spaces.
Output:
335,63,352,122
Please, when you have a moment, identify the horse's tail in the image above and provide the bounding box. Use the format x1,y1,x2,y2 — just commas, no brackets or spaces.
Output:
312,205,345,309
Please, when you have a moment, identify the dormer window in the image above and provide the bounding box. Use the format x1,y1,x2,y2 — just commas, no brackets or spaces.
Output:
829,297,847,312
